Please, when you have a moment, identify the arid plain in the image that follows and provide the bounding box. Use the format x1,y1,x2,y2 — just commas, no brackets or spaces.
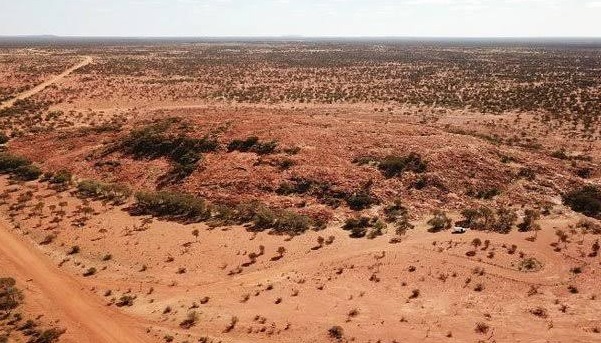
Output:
1,39,600,343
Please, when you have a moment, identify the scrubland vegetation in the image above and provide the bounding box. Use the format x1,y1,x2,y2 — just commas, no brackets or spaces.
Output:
0,277,64,343
75,42,601,132
0,40,600,343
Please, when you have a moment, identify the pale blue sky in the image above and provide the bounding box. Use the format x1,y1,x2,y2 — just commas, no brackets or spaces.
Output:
1,0,600,37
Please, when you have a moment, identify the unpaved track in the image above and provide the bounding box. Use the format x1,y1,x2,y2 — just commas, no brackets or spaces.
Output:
0,218,149,343
0,56,92,110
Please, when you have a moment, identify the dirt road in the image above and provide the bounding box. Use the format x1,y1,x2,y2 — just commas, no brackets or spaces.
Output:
0,218,149,343
0,56,92,110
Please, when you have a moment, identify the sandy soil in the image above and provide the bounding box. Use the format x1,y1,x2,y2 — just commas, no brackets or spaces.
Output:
0,56,92,110
0,44,600,343
0,178,599,343
0,215,148,343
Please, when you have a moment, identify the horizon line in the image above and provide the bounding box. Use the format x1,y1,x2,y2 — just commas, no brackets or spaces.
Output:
2,35,601,39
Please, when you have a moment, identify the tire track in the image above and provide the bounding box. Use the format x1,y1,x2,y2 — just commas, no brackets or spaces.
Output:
0,56,92,110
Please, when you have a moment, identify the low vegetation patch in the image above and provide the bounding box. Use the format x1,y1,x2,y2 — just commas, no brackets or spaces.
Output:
110,119,218,182
0,277,23,311
1,277,65,342
427,210,452,233
47,169,72,186
354,153,427,178
383,200,415,236
250,207,312,236
563,185,601,219
0,153,42,181
378,153,427,177
276,177,377,210
76,179,132,205
518,258,543,272
134,190,211,221
458,206,518,233
228,136,278,155
133,191,316,235
342,216,386,239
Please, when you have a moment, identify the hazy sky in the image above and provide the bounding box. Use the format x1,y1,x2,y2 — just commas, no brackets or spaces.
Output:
1,0,600,37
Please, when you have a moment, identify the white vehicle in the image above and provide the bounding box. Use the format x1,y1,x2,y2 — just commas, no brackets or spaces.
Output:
452,226,468,234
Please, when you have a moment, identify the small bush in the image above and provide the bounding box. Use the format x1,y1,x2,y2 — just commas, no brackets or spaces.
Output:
563,186,601,218
227,136,259,152
342,216,384,239
0,153,32,174
518,167,536,180
518,258,542,272
116,295,136,307
343,217,371,237
67,246,80,255
134,191,210,221
13,164,42,181
0,277,23,311
83,267,97,277
475,322,489,334
179,311,198,329
228,136,277,155
458,206,516,233
377,153,427,178
473,188,501,200
251,206,312,236
49,169,72,185
409,289,420,299
518,209,541,232
328,325,344,340
114,121,218,182
77,180,131,205
30,328,65,343
427,210,452,233
345,190,377,211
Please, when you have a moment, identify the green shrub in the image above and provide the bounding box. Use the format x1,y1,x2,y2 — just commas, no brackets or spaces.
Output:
252,206,277,229
518,209,541,232
0,153,43,181
475,188,500,200
345,190,377,211
250,206,312,236
13,164,42,181
272,210,312,235
563,186,601,218
427,210,452,233
77,180,131,205
228,136,259,152
30,328,65,343
328,325,344,340
458,206,517,234
116,295,136,307
276,177,374,211
383,199,408,222
115,122,218,181
0,277,23,311
253,140,278,155
276,178,315,195
551,149,569,160
342,216,383,238
134,191,210,221
49,169,72,185
0,153,31,173
228,136,278,155
377,153,427,178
